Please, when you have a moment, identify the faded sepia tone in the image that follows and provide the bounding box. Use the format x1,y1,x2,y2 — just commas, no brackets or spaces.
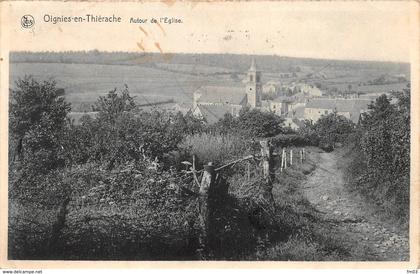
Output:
0,0,419,269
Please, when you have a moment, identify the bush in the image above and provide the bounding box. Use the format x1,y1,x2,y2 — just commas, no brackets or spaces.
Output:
346,89,410,223
269,134,310,147
211,108,285,138
9,76,71,173
9,160,201,260
65,98,202,168
313,112,355,150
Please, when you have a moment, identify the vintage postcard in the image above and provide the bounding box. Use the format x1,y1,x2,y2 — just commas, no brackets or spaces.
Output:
0,0,419,270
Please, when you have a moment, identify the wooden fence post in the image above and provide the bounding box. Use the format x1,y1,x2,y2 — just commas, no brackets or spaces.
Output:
300,149,303,164
283,149,287,169
260,141,271,180
198,162,215,257
280,150,284,173
260,141,274,205
290,149,293,166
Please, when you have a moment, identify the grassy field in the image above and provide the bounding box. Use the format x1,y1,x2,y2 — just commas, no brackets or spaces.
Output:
10,52,410,112
9,62,241,111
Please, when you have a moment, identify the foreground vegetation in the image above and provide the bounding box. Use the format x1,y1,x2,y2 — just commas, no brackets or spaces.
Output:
8,76,410,260
344,87,410,224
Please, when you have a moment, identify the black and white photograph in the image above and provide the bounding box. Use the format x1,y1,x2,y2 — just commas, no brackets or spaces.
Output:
1,0,418,267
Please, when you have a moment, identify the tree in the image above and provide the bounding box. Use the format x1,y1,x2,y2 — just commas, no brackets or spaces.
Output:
237,108,285,138
92,85,136,123
298,120,319,146
172,111,205,135
313,112,355,151
354,89,410,219
65,87,198,168
359,95,394,174
9,76,71,172
212,113,237,135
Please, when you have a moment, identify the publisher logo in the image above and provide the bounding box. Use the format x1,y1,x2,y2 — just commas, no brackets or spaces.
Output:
21,15,35,28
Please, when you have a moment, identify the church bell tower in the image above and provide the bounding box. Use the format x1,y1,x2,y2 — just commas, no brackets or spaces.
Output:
246,58,262,108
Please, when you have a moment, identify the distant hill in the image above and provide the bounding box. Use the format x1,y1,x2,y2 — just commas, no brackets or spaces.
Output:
10,51,410,76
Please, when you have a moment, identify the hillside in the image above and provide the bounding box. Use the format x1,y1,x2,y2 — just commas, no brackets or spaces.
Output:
9,52,410,112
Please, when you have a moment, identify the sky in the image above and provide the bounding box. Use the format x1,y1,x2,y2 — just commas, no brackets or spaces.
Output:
2,1,417,62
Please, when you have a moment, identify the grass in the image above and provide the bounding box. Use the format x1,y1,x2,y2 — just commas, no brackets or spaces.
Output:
10,60,409,113
9,62,240,112
178,133,254,166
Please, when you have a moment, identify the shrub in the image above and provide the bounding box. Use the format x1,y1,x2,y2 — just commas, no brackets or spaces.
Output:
269,134,310,147
313,112,355,150
346,88,410,223
9,160,201,260
237,108,285,138
211,108,285,138
9,76,71,173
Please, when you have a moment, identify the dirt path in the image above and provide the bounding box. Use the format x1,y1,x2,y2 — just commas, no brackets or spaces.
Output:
303,149,409,261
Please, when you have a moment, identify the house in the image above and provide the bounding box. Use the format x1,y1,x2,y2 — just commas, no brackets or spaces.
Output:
298,83,323,97
304,98,371,123
171,102,192,115
193,86,247,108
193,104,242,124
263,80,281,95
286,103,306,120
268,96,295,116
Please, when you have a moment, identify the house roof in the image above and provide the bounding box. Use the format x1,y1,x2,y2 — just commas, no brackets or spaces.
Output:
197,104,237,124
306,98,371,111
195,86,247,105
306,98,372,123
272,96,295,103
264,80,281,86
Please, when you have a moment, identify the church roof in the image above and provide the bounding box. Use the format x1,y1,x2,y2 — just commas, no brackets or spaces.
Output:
195,86,247,105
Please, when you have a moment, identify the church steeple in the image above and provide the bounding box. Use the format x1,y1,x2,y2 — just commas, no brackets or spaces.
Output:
246,58,262,108
249,58,257,71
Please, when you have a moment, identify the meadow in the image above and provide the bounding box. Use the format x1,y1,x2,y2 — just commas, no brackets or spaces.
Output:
10,52,410,112
9,62,240,112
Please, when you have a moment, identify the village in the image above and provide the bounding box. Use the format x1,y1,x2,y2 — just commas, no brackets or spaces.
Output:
6,0,413,263
186,59,396,129
8,51,411,262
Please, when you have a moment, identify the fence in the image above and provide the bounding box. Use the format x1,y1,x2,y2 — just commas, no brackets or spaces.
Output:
193,140,306,257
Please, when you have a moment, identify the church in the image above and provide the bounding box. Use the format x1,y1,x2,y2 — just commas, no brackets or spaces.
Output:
192,59,262,124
